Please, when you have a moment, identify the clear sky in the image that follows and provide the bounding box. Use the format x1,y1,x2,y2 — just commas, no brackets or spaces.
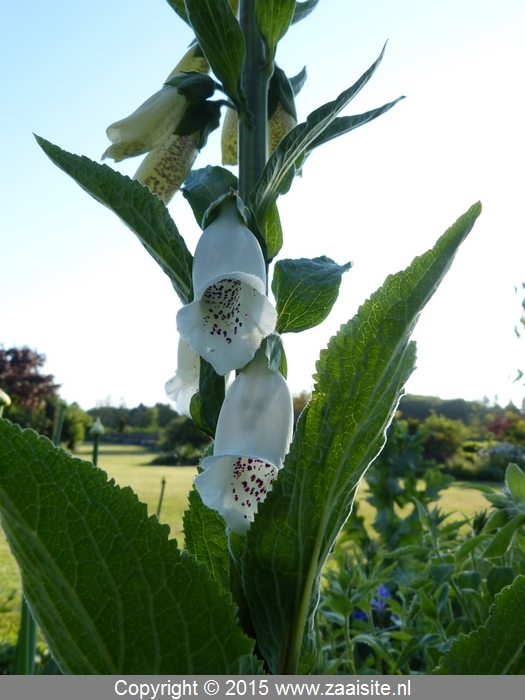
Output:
1,0,524,411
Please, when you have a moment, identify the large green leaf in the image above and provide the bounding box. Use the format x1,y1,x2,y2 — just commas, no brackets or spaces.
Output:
184,0,248,122
432,575,525,674
251,46,399,229
0,420,256,673
273,256,352,333
183,487,229,591
256,0,296,60
241,203,482,674
36,136,193,304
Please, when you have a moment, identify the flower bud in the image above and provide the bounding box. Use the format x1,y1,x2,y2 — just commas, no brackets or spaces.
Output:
0,389,11,407
221,107,238,166
90,417,105,436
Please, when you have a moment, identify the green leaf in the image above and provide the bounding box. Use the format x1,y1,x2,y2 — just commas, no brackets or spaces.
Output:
256,0,296,60
506,462,525,507
251,46,400,229
241,202,481,674
182,165,238,227
36,136,193,304
487,566,516,598
307,99,404,151
264,202,283,261
190,357,225,438
0,420,255,673
166,0,189,24
272,256,352,333
482,513,525,558
183,487,229,591
432,575,525,674
184,0,248,123
291,0,319,24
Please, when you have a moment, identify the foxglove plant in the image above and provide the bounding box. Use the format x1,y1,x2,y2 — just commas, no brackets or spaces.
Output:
0,0,485,678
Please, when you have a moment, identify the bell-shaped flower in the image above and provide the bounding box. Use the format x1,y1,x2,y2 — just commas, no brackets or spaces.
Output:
176,198,277,376
102,85,188,162
165,338,200,419
194,350,293,535
102,45,209,163
134,131,200,203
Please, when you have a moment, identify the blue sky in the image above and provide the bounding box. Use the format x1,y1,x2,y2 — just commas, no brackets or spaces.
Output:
1,0,524,410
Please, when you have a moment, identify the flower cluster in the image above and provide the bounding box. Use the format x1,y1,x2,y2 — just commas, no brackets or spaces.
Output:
167,194,292,534
102,45,210,203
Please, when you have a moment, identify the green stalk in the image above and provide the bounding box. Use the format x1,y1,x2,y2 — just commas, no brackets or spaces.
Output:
238,0,271,205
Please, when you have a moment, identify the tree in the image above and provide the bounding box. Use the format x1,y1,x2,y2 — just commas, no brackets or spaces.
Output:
0,346,59,410
0,346,60,435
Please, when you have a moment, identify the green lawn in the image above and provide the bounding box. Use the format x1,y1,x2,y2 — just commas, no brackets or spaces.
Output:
0,442,498,643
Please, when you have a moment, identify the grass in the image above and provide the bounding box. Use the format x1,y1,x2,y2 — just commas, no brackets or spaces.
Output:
0,442,500,644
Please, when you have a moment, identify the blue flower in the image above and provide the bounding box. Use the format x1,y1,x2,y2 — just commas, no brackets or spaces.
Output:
371,583,392,616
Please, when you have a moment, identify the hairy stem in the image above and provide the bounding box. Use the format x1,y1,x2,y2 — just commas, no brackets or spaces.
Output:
238,0,271,205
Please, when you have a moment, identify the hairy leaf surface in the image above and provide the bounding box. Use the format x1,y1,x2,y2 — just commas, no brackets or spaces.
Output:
242,203,482,674
0,421,255,673
36,136,193,304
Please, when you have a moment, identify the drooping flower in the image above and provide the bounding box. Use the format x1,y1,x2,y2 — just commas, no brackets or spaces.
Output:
176,197,277,376
194,350,293,535
102,45,209,163
134,131,200,203
165,338,200,419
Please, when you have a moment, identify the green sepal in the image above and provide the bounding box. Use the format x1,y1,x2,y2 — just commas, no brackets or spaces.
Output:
264,333,287,377
183,486,229,591
268,66,297,120
202,190,251,231
241,203,481,674
255,0,296,61
182,165,238,227
273,256,352,333
164,71,217,102
175,100,223,149
190,357,225,438
36,135,193,304
0,420,255,673
184,0,249,124
431,575,525,674
291,0,320,25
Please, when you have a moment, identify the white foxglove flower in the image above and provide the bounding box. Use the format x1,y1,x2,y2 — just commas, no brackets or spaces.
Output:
102,85,187,162
176,199,277,375
195,351,293,535
165,339,200,418
102,45,209,163
134,131,200,204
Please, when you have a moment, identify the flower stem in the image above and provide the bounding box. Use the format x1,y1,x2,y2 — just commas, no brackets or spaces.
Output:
238,0,271,205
